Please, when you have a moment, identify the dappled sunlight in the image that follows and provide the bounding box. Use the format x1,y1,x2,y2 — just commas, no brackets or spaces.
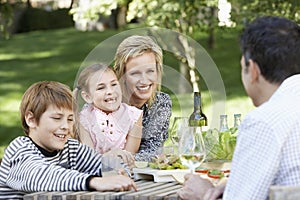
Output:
0,51,59,61
0,71,17,77
0,111,20,126
0,99,21,112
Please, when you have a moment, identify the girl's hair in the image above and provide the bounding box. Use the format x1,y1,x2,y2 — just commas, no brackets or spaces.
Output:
73,63,113,140
113,35,163,107
20,81,73,135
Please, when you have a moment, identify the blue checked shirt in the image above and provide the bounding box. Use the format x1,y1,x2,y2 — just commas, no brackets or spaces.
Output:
224,74,300,200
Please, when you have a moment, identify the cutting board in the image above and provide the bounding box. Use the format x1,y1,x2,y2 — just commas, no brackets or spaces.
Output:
133,167,190,182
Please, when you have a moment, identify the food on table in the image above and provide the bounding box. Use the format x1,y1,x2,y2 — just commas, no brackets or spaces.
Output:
149,154,187,170
134,161,149,168
195,167,209,173
207,169,225,179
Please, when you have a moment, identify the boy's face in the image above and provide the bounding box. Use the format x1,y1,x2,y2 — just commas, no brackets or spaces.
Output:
27,104,73,152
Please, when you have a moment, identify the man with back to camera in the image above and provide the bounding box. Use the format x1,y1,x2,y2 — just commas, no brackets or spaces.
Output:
178,16,300,200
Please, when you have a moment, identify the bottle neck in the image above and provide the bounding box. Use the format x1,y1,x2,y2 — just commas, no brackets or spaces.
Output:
193,93,202,112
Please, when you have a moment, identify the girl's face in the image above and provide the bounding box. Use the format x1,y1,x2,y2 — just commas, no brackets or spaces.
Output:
27,104,73,152
124,52,158,106
86,70,122,113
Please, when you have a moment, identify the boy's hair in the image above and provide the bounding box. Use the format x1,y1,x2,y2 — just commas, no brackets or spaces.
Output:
240,16,300,84
113,35,163,107
20,81,73,135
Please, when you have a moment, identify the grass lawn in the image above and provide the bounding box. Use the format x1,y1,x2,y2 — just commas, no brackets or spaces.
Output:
0,26,254,158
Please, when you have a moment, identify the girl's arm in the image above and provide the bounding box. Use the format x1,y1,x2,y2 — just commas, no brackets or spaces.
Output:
78,122,94,149
124,114,143,154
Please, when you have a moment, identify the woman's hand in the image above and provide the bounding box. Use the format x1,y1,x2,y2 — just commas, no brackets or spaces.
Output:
89,175,137,192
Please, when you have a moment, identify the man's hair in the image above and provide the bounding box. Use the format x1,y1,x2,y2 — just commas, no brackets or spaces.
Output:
240,16,300,84
20,81,73,135
113,35,163,106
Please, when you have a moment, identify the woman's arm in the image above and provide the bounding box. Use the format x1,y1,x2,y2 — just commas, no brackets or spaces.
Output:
125,114,142,153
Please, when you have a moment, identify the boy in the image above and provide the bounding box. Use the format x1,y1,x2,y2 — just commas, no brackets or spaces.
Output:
0,81,136,199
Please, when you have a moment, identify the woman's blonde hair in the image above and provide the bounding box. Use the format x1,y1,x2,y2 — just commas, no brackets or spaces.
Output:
113,35,163,107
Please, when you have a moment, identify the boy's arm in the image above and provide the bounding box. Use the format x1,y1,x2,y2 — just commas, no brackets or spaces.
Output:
4,139,101,192
89,175,137,192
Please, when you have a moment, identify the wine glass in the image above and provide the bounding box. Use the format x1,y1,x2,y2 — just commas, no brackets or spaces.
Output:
169,117,189,146
178,126,206,173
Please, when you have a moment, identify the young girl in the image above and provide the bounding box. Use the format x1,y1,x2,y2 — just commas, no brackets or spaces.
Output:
73,63,143,155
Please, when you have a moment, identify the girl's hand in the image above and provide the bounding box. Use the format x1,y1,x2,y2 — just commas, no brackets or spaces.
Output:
104,148,135,169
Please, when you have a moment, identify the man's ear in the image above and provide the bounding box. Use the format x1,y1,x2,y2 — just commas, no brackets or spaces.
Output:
81,91,93,104
248,59,261,83
25,111,37,128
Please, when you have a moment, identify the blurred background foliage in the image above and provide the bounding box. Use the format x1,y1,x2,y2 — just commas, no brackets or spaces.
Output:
0,0,299,157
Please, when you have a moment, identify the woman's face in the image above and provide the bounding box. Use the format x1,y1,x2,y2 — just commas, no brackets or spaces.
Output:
124,52,158,105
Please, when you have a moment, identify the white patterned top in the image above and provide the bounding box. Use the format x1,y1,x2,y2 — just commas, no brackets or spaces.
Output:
135,92,172,161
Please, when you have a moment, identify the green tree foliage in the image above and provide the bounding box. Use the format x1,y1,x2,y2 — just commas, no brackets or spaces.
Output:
0,2,13,39
128,0,219,48
70,0,132,29
229,0,300,25
127,0,219,92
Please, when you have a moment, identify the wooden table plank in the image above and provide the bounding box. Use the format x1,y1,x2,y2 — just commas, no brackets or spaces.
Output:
23,180,183,200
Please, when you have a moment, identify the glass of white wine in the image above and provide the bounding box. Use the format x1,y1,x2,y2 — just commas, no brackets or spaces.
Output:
178,126,206,173
170,117,189,146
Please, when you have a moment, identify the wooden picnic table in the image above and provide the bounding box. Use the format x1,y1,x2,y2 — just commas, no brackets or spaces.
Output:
23,179,182,200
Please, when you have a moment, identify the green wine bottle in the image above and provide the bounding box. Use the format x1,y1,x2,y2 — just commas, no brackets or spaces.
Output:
189,92,208,131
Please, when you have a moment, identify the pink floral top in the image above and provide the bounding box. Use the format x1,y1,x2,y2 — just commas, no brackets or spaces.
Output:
80,103,142,154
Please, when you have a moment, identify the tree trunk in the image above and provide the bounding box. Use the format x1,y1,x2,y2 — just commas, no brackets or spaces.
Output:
177,35,199,92
207,6,216,49
116,5,128,28
178,62,190,94
109,8,119,29
27,0,31,8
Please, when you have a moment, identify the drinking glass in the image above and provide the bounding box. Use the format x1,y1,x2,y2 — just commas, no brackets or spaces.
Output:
169,117,189,146
178,126,206,173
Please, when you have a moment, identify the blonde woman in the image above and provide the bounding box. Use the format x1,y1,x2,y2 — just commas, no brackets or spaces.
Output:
114,35,172,161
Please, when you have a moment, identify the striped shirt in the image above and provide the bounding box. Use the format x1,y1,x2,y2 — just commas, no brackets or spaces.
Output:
224,74,300,200
0,136,102,199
